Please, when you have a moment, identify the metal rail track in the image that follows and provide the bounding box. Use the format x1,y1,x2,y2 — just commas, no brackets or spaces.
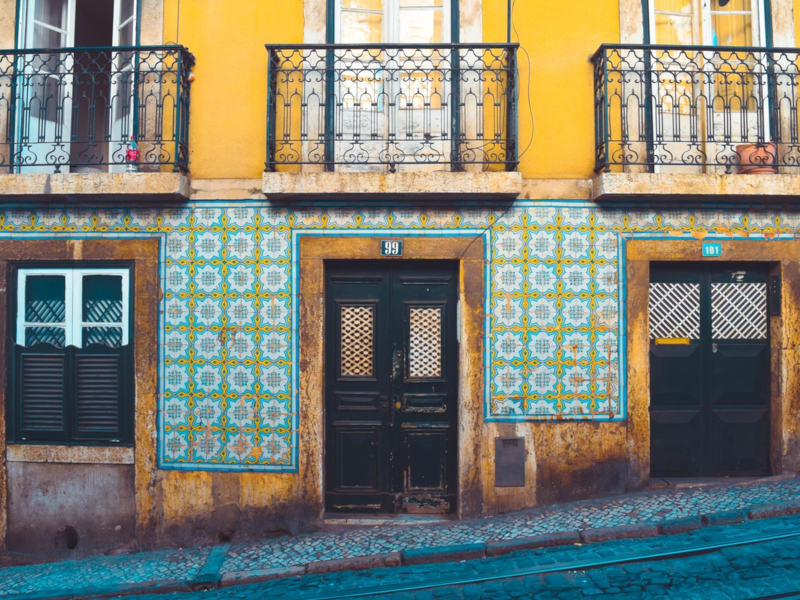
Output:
304,527,800,599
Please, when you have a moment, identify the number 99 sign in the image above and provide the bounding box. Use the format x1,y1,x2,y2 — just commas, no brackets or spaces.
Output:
380,240,403,256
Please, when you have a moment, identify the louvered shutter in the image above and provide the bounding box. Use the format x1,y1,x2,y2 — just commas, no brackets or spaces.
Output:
15,346,68,441
72,347,126,441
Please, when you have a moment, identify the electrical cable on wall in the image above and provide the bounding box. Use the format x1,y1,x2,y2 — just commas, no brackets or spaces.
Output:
511,0,535,160
458,0,536,261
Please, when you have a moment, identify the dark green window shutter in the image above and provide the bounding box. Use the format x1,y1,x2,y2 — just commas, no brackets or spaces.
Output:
73,349,126,441
15,347,67,441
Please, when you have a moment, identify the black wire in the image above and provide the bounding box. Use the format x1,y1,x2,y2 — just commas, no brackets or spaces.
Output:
511,0,535,160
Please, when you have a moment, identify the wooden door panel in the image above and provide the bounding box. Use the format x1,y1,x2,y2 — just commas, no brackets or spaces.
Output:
333,391,382,412
402,392,448,413
333,425,381,490
709,344,769,406
650,344,703,407
709,409,770,475
651,409,704,476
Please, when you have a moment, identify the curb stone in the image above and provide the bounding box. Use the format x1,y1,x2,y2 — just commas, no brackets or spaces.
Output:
220,565,306,587
748,501,800,520
703,509,748,527
580,524,660,544
485,531,581,557
402,542,486,565
306,552,402,574
659,516,704,535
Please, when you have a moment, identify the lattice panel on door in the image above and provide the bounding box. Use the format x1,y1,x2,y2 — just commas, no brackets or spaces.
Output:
409,307,442,378
340,305,374,377
711,282,767,340
648,282,701,339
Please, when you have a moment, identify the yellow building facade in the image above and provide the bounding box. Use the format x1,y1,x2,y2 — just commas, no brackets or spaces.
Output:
2,0,800,559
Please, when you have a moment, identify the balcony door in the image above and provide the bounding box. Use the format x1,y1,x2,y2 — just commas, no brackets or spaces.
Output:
648,0,768,172
332,0,451,171
16,0,138,173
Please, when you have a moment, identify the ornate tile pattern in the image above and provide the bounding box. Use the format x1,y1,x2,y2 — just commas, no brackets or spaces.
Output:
1,202,798,470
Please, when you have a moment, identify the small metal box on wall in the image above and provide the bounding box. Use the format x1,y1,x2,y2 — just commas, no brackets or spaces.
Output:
495,437,526,487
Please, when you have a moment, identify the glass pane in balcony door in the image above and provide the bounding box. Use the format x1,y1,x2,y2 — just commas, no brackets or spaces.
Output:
653,0,695,45
34,0,68,29
340,0,383,43
710,0,753,46
399,0,444,43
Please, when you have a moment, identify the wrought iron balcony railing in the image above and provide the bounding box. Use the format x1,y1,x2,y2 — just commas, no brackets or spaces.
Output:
0,45,193,173
265,43,518,172
592,44,800,173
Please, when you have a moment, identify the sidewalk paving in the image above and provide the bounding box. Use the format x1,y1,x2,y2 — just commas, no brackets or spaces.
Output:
2,474,800,600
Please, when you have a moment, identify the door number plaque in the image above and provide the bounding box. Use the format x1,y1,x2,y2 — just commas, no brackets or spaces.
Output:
702,242,722,257
381,240,403,256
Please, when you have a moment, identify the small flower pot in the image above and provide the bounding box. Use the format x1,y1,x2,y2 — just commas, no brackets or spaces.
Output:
735,142,777,174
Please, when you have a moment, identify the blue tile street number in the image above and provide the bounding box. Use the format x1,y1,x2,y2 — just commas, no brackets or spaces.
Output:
702,242,722,257
381,240,403,256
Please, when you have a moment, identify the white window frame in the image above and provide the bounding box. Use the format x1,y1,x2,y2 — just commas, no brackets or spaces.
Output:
335,0,451,44
648,0,766,46
17,268,130,348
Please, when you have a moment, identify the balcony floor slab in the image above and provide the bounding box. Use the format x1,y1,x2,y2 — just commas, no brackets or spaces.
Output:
262,171,522,201
593,172,800,203
0,172,190,202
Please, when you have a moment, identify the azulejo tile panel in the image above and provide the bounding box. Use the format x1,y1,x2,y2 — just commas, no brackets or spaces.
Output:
2,202,798,471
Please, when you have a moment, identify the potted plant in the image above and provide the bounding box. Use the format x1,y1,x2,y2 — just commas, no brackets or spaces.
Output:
735,142,777,174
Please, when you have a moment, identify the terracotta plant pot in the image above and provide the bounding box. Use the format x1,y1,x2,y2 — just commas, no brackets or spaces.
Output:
736,142,778,174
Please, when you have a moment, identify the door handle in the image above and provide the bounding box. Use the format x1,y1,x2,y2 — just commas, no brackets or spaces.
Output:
391,348,403,381
378,395,389,410
712,342,718,353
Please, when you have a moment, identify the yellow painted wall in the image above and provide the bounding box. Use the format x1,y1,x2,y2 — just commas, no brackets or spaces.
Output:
171,0,618,180
483,0,619,179
795,0,800,47
162,0,304,179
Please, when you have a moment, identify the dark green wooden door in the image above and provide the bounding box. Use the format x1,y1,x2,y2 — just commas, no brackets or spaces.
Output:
650,263,770,477
325,261,458,513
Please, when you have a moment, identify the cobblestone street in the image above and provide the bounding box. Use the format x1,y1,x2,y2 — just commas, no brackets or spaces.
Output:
119,512,800,599
2,474,800,599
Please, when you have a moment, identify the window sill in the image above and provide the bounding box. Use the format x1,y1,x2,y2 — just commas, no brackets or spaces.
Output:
6,444,134,465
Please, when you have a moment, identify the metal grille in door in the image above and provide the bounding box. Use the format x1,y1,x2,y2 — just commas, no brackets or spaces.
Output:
648,282,701,339
711,282,767,340
408,307,442,378
340,305,374,377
